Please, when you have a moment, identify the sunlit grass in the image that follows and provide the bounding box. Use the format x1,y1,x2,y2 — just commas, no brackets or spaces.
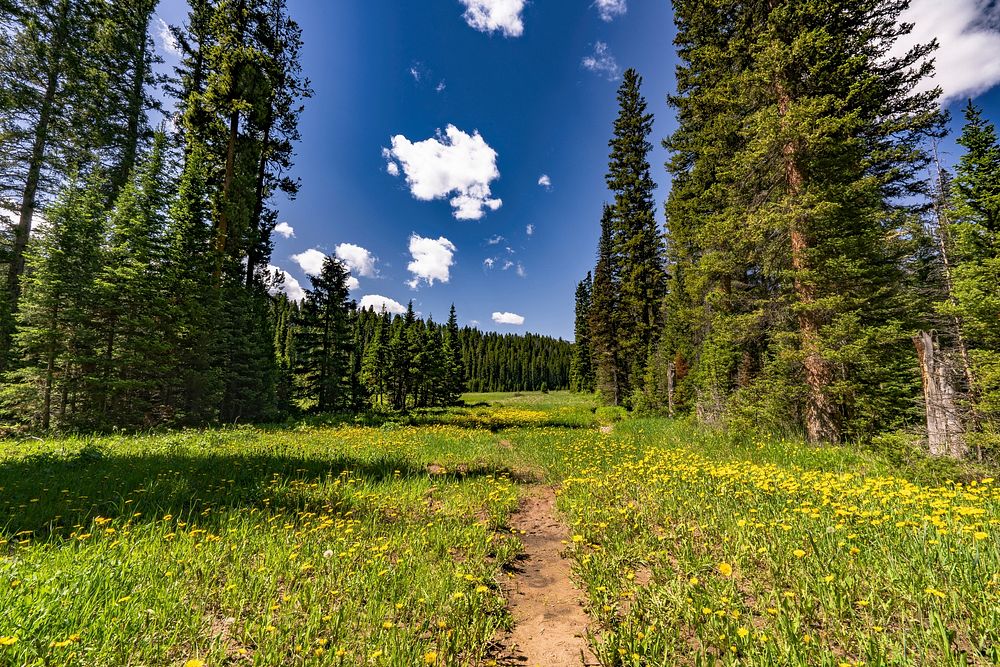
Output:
1,392,997,665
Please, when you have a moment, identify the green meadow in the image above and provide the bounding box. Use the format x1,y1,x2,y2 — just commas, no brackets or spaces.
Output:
1,392,997,666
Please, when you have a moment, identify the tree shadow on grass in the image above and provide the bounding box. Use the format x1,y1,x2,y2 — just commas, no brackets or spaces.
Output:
0,447,515,541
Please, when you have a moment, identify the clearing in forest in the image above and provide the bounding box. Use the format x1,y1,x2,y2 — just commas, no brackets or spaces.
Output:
0,391,997,666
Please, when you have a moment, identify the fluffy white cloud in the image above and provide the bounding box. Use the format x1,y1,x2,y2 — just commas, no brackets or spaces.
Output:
526,224,534,236
347,275,360,291
384,125,502,220
291,248,327,277
487,235,504,245
483,257,496,269
894,0,1000,103
515,262,526,278
273,221,295,239
492,311,525,325
459,0,525,37
582,41,620,80
155,17,181,57
267,265,306,302
594,0,627,21
409,66,421,82
335,243,378,278
359,295,407,315
537,174,552,190
436,81,447,93
407,234,456,288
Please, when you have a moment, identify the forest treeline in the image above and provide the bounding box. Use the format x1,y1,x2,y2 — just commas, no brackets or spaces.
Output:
572,1,999,458
0,0,567,431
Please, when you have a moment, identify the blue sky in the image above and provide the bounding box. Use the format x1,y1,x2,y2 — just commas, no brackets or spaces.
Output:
153,0,1000,339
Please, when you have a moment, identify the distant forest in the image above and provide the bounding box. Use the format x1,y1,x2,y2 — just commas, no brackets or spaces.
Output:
0,0,567,432
571,3,999,459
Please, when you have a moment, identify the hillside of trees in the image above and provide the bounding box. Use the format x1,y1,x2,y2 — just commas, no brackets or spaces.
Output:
571,2,1000,459
0,0,567,432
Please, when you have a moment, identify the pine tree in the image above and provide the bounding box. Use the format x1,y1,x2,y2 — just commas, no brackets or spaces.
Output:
91,132,171,426
2,171,106,429
607,68,666,398
570,272,594,393
443,304,464,403
96,0,161,197
361,308,391,408
590,205,623,405
295,255,352,412
161,142,221,424
662,0,944,442
946,102,1000,452
1,0,104,339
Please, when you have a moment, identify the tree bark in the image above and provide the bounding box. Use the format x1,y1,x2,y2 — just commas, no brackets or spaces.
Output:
8,63,59,307
214,109,239,279
913,331,966,458
777,81,840,444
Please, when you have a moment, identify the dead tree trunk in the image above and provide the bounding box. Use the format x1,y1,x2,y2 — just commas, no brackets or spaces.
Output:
913,330,966,458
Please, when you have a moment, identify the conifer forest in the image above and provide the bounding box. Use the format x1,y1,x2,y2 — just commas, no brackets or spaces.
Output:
1,2,1000,666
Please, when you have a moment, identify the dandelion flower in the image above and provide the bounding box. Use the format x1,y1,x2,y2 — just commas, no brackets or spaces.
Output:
718,562,733,577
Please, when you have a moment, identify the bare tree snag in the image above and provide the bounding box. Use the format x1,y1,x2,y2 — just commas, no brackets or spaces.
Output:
913,330,967,458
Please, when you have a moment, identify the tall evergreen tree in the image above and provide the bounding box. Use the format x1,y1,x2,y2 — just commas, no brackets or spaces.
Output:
570,272,594,393
661,0,944,442
1,0,104,346
91,133,171,426
944,102,1000,452
360,308,391,408
2,171,106,429
590,205,623,405
606,69,666,399
295,255,352,412
443,304,464,403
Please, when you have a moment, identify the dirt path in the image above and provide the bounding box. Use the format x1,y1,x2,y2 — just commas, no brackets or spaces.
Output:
497,486,598,667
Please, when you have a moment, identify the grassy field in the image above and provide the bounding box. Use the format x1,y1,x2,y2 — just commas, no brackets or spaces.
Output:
1,392,998,665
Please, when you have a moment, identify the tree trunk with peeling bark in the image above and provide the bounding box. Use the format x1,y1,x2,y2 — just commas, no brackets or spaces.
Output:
913,330,967,458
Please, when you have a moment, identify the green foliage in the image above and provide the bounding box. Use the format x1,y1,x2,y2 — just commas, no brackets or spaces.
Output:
656,0,945,444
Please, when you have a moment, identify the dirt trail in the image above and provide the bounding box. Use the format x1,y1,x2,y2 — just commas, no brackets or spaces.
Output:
498,486,598,667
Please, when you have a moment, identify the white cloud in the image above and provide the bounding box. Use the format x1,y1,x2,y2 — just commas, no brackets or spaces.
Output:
359,295,407,315
502,259,514,270
487,235,504,245
407,234,456,288
582,41,620,80
347,275,360,291
526,224,534,236
383,125,502,220
483,257,496,269
155,17,181,57
436,81,447,93
459,0,525,37
267,265,306,302
537,174,552,190
894,0,1000,103
274,221,295,239
409,66,421,82
335,243,378,278
492,311,525,325
291,248,327,277
516,262,526,278
594,0,627,22
469,319,481,327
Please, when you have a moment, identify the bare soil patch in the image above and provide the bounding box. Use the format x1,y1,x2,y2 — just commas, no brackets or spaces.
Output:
495,487,597,666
